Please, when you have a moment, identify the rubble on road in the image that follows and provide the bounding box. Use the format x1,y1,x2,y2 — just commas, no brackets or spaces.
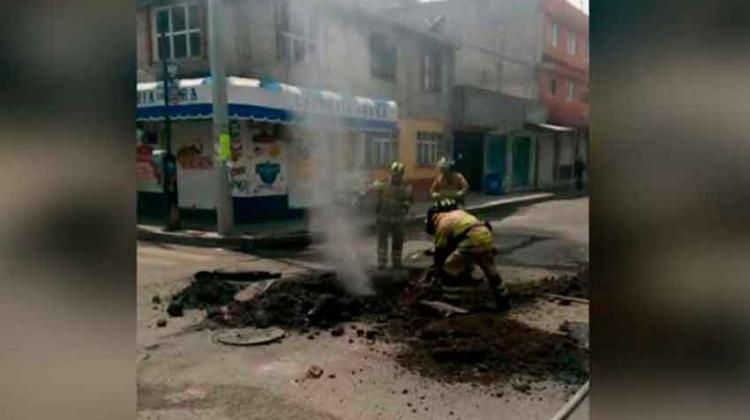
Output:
307,365,324,379
194,270,281,283
208,272,399,329
172,273,242,310
383,313,589,386
172,266,588,387
510,264,589,301
167,302,184,317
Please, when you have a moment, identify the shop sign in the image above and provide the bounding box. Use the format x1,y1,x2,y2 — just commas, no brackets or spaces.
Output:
137,86,199,106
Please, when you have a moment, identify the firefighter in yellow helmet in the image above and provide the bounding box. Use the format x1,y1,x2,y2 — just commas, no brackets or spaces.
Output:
372,162,413,269
430,157,469,206
425,198,510,310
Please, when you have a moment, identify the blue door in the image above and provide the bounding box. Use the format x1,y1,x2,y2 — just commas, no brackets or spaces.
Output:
484,135,506,195
512,136,531,188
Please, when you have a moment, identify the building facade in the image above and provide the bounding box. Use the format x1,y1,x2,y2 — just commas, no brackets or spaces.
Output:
367,0,546,194
533,0,589,188
136,0,455,221
538,0,589,129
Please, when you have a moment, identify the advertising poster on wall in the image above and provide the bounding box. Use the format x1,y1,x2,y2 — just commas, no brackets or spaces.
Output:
287,134,320,208
174,137,217,210
136,144,163,193
229,125,288,197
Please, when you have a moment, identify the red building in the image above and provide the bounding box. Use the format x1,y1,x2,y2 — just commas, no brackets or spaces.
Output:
538,0,589,130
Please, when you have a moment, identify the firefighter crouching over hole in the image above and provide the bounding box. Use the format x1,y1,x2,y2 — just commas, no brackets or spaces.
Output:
426,198,511,311
370,162,413,269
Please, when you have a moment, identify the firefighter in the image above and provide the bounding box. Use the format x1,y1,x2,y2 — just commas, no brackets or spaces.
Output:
430,157,469,206
425,198,510,310
373,162,413,269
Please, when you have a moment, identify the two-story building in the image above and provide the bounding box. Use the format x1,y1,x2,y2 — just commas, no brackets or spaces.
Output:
365,0,548,194
532,0,589,189
136,0,455,222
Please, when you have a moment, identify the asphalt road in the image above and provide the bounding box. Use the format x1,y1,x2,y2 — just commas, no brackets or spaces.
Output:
137,197,589,420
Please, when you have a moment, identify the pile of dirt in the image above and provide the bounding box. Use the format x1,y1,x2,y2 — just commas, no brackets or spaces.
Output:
208,273,400,329
384,313,589,385
174,268,589,386
512,264,589,301
172,275,241,310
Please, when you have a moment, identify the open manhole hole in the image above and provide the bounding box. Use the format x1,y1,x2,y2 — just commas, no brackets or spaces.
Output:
213,327,286,346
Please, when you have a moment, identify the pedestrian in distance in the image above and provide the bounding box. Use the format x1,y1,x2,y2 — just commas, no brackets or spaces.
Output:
574,154,586,191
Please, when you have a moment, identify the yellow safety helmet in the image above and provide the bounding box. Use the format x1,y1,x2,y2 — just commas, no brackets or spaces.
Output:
437,157,456,172
425,198,458,235
390,161,405,175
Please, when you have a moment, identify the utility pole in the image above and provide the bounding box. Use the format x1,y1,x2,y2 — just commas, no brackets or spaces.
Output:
159,14,181,231
208,0,235,235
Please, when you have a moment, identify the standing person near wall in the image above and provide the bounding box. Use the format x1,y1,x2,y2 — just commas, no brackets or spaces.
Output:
371,162,413,269
430,157,469,206
574,154,586,191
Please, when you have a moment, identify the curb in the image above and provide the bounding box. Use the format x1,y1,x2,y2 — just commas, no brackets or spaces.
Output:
138,192,557,250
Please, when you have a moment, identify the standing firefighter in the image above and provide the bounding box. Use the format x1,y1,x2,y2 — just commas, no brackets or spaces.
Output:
373,162,413,269
430,157,469,206
425,198,511,310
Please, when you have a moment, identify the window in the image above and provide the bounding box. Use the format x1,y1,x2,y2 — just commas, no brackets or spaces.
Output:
551,22,559,47
366,137,398,167
548,78,557,96
566,80,575,101
422,48,443,92
152,3,202,61
568,31,577,55
369,34,397,80
584,39,589,60
417,132,442,166
276,1,322,63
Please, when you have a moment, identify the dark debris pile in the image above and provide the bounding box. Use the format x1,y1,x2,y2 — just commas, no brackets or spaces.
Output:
512,264,589,301
170,267,589,387
207,273,400,329
384,313,588,386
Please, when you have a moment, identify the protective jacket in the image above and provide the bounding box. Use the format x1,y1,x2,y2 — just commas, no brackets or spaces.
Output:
374,180,413,225
430,173,469,201
432,209,492,265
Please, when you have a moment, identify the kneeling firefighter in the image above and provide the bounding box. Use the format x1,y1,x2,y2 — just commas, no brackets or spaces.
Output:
425,198,511,310
373,162,413,269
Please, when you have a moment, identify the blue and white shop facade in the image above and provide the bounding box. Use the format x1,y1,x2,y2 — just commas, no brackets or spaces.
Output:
136,77,398,223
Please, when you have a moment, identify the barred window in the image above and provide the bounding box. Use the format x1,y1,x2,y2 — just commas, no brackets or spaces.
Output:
365,136,397,168
152,3,203,61
276,1,322,64
370,34,397,80
417,131,442,166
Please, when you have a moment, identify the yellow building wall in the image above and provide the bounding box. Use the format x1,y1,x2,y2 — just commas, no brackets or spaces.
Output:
368,117,448,199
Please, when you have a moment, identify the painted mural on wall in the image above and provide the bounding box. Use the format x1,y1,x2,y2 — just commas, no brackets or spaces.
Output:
176,143,214,170
173,130,218,210
229,123,287,197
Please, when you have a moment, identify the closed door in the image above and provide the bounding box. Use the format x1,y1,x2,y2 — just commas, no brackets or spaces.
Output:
484,135,506,194
512,136,531,188
453,132,485,192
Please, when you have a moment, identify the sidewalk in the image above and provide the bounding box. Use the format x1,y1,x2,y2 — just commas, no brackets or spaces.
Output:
137,190,556,250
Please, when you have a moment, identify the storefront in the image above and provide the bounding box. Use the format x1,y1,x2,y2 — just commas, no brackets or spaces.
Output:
136,77,398,223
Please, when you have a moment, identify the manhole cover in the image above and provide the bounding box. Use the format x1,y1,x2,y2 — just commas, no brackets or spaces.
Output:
213,327,286,346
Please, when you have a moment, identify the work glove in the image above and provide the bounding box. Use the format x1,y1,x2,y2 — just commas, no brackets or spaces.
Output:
433,247,450,267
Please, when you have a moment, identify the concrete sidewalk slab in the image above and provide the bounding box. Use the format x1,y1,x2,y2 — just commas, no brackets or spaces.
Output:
138,191,556,250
